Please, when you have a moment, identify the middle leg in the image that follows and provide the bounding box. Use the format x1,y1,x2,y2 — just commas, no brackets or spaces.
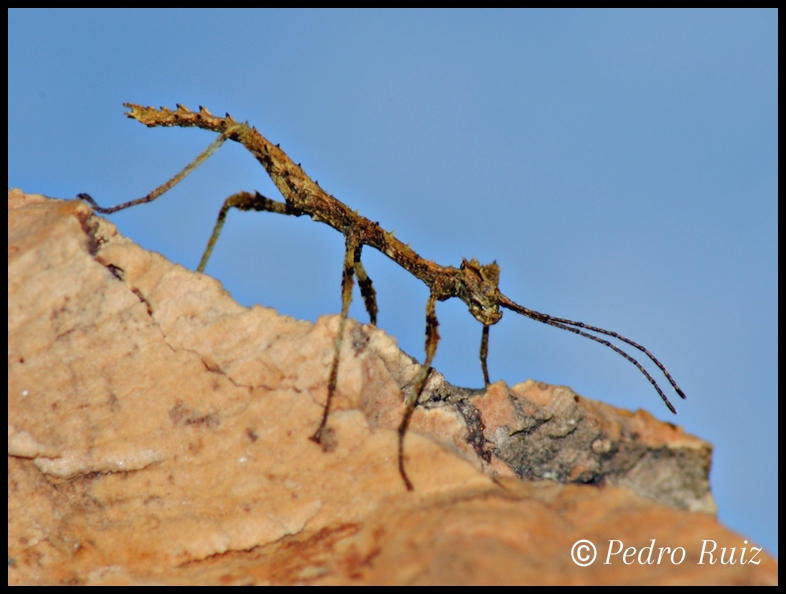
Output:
353,251,378,326
311,235,361,444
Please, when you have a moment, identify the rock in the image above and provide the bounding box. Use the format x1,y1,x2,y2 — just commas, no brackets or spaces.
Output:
8,190,776,585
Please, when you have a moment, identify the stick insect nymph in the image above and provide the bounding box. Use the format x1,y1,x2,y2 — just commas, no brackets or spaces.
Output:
79,103,687,491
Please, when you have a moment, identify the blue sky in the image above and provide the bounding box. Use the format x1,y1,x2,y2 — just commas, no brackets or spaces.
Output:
9,9,777,558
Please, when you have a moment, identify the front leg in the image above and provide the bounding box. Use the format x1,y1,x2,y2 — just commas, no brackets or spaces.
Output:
397,292,440,491
480,324,491,386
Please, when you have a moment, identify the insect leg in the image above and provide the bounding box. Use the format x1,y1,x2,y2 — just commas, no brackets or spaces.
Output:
78,129,234,214
311,236,360,444
480,324,491,386
197,191,302,273
352,247,378,326
398,292,440,491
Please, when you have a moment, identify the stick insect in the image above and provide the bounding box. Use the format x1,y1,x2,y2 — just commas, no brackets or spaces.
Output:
79,103,687,490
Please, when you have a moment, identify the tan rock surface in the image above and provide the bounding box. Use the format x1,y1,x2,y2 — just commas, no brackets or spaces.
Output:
8,190,777,585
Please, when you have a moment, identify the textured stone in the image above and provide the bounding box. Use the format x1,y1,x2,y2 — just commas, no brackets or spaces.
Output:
8,190,776,585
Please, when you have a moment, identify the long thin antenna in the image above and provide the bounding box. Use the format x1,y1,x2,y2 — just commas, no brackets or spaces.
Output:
498,295,686,414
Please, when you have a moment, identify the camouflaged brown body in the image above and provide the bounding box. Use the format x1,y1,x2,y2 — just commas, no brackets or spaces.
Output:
127,104,503,326
80,103,686,490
